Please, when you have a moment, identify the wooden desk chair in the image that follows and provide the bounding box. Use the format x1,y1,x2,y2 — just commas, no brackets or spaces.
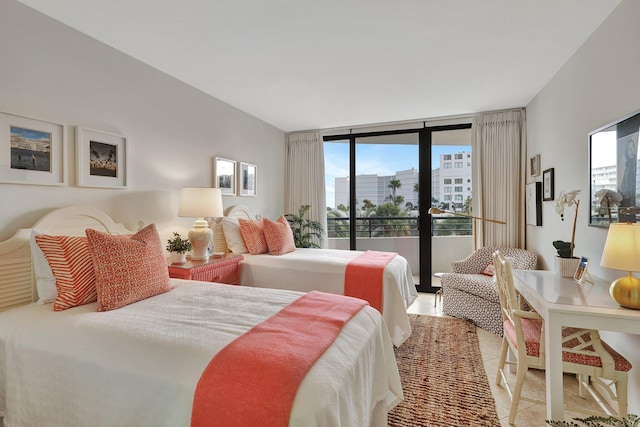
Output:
492,250,631,424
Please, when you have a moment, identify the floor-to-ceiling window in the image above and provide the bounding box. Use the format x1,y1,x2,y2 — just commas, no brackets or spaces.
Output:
323,123,471,293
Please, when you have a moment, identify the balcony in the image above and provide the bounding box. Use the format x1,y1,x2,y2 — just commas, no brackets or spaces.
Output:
326,216,474,278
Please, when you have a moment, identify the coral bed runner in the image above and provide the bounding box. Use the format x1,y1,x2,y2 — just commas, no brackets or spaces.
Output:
344,250,397,312
191,291,367,427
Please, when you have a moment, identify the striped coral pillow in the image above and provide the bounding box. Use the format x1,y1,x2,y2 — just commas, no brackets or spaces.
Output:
86,223,171,311
238,218,268,255
263,216,296,255
35,235,97,311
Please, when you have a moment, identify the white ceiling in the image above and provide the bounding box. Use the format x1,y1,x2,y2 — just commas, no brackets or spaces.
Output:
16,0,621,133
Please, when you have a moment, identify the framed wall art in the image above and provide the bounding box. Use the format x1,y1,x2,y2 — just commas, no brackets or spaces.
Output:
589,108,640,227
528,154,541,181
214,157,236,196
542,168,554,201
76,127,128,189
526,182,542,226
0,112,66,186
239,162,257,197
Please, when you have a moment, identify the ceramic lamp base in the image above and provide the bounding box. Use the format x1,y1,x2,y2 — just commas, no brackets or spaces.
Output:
609,275,640,310
189,218,213,261
555,256,580,278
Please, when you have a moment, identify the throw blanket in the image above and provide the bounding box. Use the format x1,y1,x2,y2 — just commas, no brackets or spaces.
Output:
344,250,397,312
191,291,367,427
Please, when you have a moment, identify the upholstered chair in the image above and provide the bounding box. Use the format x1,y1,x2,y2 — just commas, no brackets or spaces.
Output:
440,246,537,335
493,250,630,424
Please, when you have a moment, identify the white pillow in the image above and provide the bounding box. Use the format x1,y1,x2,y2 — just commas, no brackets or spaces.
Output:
29,229,57,304
222,217,248,254
212,220,229,253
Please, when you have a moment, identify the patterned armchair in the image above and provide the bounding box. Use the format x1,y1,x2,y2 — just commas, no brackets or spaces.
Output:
440,246,537,335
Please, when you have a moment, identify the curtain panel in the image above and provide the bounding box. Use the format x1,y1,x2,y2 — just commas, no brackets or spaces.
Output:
471,109,526,248
285,131,328,247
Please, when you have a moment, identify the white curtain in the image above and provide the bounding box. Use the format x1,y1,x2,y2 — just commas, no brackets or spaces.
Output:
471,109,526,248
285,131,328,248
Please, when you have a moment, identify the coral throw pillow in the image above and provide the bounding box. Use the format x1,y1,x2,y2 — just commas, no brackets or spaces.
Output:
35,234,97,311
481,263,496,276
85,223,171,311
263,216,296,255
238,218,268,255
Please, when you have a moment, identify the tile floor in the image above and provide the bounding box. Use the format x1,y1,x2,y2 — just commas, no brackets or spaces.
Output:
408,287,614,426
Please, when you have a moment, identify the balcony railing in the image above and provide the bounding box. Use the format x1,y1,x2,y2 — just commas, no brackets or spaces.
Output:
327,216,472,238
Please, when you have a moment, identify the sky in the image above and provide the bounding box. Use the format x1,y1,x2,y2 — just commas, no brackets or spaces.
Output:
324,143,471,208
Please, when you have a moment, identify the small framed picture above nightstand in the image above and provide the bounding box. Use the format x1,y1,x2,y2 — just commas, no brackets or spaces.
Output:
168,253,243,285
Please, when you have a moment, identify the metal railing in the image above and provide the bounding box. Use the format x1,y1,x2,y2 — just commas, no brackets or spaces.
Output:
326,216,472,238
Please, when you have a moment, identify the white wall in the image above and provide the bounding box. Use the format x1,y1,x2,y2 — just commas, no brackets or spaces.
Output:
526,0,640,412
0,0,285,243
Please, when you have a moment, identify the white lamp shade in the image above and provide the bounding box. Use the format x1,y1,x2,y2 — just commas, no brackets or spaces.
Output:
600,222,640,272
178,187,224,219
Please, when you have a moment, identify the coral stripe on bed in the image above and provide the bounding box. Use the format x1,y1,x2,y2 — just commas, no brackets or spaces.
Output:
191,291,367,427
344,250,397,312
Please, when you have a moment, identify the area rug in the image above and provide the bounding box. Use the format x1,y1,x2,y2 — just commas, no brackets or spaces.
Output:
388,314,500,426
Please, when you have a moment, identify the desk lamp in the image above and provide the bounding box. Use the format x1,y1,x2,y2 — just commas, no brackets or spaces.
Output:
178,187,223,260
600,222,640,309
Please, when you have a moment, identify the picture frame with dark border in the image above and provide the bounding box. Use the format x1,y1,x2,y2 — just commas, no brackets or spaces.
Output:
542,168,554,201
239,162,257,197
214,157,236,196
76,127,128,189
0,112,66,186
526,181,542,226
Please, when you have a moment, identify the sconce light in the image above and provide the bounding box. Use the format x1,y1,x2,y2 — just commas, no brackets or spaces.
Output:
178,187,224,260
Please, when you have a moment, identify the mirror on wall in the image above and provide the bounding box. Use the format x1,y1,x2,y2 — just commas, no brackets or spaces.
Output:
589,109,640,227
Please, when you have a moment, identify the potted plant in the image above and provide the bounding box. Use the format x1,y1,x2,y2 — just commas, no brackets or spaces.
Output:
553,189,581,277
285,205,324,248
166,232,192,264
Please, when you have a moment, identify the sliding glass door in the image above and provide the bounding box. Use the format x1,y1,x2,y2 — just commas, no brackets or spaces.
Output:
324,123,471,293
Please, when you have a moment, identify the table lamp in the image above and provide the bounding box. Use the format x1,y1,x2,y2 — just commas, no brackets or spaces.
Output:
178,187,224,260
600,222,640,309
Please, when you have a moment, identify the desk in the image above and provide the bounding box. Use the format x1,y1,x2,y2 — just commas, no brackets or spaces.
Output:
512,270,640,421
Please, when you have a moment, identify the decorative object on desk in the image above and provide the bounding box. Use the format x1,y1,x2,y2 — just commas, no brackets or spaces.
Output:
542,168,554,201
285,204,323,248
546,414,639,427
178,187,224,260
600,222,640,309
594,189,623,223
166,232,192,264
553,189,581,277
428,207,506,250
573,256,592,284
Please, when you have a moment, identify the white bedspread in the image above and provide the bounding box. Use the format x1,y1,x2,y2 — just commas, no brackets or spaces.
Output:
0,280,402,427
239,248,418,346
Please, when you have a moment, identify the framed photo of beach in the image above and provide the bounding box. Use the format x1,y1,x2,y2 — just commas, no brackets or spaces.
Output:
76,127,129,189
0,112,66,186
239,162,257,197
214,157,237,196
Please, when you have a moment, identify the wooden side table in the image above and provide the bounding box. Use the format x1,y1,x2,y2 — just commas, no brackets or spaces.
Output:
167,253,243,285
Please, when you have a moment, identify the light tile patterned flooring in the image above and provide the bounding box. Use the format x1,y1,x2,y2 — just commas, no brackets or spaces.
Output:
408,279,610,426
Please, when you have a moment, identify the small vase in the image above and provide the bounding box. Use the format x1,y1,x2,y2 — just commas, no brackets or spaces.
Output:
170,252,187,264
555,256,580,278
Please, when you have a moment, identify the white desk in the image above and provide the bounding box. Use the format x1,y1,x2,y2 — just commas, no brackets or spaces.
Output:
512,270,640,421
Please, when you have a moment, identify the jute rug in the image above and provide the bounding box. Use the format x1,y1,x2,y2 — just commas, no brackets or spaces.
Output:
388,314,500,426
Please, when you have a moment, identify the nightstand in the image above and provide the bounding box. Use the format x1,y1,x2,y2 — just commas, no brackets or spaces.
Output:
167,253,243,285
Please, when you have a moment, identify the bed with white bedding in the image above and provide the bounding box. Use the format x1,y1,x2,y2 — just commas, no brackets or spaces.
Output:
0,205,403,427
222,205,418,346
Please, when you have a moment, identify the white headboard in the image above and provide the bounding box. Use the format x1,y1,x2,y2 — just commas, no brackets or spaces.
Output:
225,204,255,221
0,205,131,311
